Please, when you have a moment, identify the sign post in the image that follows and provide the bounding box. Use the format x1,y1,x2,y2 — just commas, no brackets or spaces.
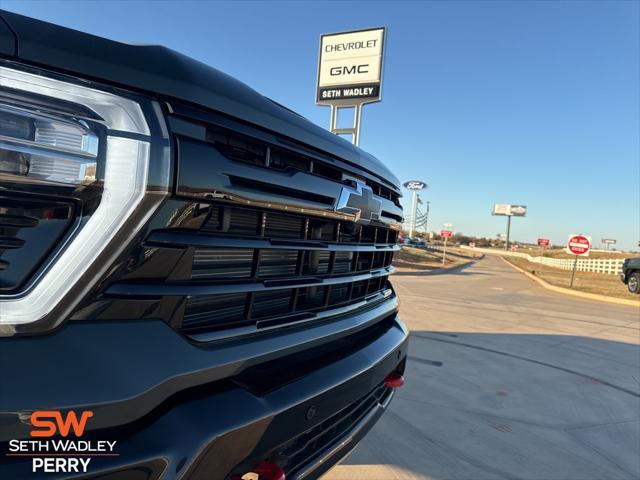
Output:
317,28,386,146
537,238,550,274
566,234,591,288
403,180,427,238
492,204,527,250
441,225,453,265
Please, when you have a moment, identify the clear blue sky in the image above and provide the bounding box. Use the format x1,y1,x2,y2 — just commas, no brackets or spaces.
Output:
4,0,638,250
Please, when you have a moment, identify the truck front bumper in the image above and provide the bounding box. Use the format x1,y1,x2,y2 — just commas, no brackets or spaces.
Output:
0,304,408,480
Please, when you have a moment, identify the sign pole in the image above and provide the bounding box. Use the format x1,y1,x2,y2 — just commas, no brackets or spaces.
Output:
329,105,337,132
424,201,430,235
570,255,578,288
353,103,362,146
408,190,417,237
442,236,447,265
505,215,512,251
441,225,452,264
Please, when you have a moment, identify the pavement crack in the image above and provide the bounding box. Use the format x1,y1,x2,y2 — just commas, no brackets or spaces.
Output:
564,419,640,432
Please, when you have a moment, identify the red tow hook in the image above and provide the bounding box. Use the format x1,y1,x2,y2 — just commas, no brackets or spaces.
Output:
238,461,286,480
384,372,405,388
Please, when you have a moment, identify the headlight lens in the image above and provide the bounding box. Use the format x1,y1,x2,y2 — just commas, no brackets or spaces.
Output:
0,66,170,332
0,104,98,184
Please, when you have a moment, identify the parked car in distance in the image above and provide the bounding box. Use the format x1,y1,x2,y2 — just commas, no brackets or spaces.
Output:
621,257,640,294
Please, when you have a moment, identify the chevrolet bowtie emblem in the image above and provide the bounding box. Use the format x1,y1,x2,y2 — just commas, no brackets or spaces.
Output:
335,183,382,223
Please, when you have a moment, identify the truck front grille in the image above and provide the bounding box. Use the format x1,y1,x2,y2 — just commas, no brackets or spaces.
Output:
97,104,403,340
181,204,397,334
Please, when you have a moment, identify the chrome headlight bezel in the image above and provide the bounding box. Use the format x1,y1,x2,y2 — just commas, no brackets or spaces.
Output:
0,63,171,335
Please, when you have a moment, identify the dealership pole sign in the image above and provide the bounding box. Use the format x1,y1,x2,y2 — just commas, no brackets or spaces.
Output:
317,27,385,104
317,28,386,146
403,180,427,238
492,204,527,251
492,204,527,217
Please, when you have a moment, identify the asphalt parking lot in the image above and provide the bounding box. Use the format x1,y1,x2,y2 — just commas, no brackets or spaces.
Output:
325,255,640,480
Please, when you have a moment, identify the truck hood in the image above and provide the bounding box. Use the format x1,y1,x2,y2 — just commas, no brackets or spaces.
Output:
0,10,400,189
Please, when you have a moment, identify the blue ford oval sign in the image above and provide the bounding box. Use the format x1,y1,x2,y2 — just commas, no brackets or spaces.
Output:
403,180,427,191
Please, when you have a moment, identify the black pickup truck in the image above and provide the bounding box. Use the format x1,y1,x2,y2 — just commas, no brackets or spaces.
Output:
0,11,408,480
621,258,640,294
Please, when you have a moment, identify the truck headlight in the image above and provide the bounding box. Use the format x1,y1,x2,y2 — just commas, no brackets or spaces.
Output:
0,66,170,333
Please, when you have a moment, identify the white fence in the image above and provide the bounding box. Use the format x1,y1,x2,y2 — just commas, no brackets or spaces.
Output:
460,247,624,275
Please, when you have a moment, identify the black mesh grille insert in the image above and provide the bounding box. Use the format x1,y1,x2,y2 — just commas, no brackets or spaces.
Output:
192,248,254,279
265,213,304,239
258,250,298,278
227,208,260,236
183,293,248,330
252,290,293,319
333,252,353,274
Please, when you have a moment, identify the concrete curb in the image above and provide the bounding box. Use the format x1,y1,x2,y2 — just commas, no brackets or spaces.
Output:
501,257,640,308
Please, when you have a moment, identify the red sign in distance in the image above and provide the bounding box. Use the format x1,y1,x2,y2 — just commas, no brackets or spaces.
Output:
567,235,590,256
537,238,550,247
441,230,453,238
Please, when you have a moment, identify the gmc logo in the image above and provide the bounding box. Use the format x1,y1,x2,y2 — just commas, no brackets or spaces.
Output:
330,64,369,76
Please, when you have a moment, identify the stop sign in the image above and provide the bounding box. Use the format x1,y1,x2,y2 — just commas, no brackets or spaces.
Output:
567,234,591,256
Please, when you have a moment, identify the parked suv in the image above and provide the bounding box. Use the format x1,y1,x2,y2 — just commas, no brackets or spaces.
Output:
621,257,640,294
0,11,408,480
